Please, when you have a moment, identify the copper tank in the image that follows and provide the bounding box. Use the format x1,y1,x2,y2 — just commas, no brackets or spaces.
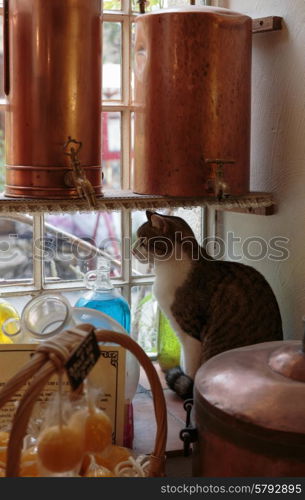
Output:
133,6,252,197
4,0,102,199
193,340,305,477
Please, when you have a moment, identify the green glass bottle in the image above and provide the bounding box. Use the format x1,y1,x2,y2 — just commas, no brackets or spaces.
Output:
157,309,181,372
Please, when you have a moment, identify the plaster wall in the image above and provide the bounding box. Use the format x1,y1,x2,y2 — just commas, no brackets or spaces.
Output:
216,0,305,339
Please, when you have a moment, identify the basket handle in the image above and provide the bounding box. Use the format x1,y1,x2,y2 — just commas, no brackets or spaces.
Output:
2,324,167,477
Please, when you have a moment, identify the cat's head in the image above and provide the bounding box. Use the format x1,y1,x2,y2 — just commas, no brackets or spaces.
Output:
132,210,197,264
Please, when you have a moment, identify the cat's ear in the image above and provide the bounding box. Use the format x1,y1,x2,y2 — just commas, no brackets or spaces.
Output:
150,213,168,233
146,210,154,222
146,210,168,232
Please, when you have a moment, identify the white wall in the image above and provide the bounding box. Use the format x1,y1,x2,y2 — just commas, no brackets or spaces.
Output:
216,0,305,340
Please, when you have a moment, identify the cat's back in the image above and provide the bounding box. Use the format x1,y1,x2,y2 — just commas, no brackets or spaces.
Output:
211,259,279,303
195,257,279,304
196,258,283,359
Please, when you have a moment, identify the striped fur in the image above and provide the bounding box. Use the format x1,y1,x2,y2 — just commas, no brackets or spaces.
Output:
133,211,283,399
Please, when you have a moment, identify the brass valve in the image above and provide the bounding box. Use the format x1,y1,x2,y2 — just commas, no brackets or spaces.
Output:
205,158,235,200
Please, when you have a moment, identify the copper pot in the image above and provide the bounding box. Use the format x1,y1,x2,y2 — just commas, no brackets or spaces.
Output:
133,6,252,197
4,0,102,199
193,340,305,476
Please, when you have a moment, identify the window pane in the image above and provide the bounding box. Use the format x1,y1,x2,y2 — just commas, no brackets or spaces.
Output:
131,210,154,276
173,207,202,242
102,111,121,189
0,216,33,282
132,0,190,12
0,111,5,193
131,23,136,103
103,22,122,101
131,285,158,355
130,111,134,188
43,211,122,283
103,0,121,11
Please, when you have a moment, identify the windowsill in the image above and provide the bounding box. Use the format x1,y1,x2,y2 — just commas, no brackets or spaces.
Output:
133,363,186,457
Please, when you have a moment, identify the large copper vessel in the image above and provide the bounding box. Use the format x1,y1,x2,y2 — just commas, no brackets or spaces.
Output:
193,340,305,476
133,7,252,197
4,0,102,199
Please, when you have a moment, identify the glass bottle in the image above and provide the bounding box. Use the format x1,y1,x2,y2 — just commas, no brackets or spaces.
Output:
0,297,20,344
75,258,133,448
74,259,130,333
1,293,72,344
157,309,181,372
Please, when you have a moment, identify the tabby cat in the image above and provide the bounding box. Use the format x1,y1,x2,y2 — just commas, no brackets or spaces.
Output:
133,211,283,399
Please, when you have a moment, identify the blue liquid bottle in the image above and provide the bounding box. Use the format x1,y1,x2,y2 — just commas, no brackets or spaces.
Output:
75,258,130,333
75,258,134,448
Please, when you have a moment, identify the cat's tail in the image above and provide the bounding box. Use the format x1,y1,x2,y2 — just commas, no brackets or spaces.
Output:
165,366,194,400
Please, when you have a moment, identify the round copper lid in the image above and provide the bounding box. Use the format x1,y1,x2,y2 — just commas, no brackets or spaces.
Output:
195,340,305,435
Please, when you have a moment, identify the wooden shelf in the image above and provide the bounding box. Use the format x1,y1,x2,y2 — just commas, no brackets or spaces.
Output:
0,190,275,216
252,16,283,34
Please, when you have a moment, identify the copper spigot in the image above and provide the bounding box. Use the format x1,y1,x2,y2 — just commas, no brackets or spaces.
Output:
63,137,97,209
205,159,235,200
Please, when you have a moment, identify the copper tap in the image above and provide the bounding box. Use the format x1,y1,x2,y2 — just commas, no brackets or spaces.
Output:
205,159,235,200
63,137,97,210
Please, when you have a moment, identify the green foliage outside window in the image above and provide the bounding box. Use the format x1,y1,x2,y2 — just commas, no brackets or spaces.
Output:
103,0,121,9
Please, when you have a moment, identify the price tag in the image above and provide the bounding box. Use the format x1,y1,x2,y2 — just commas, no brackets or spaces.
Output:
65,329,101,391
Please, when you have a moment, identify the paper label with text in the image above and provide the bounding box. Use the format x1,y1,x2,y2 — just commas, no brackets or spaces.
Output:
0,344,125,444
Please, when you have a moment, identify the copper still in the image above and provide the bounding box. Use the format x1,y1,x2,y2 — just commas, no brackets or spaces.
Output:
193,340,305,476
4,0,102,199
133,7,252,198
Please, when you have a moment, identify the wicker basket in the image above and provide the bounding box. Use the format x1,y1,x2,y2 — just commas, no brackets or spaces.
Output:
0,323,167,477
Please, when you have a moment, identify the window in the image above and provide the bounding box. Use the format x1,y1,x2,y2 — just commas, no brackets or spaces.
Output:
0,0,204,356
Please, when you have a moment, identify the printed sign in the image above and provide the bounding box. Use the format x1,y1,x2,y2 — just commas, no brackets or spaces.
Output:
0,344,125,444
